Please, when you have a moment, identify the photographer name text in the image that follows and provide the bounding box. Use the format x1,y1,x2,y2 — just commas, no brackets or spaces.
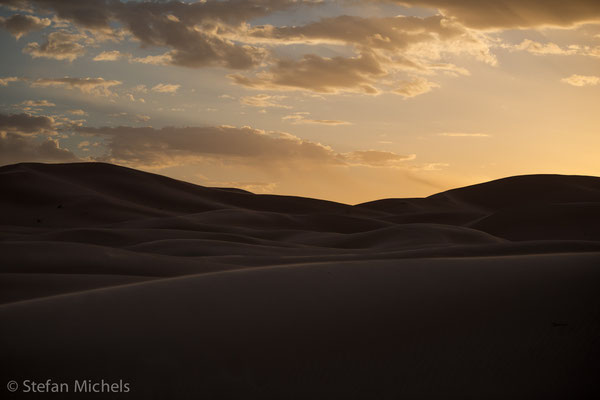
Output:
7,379,130,393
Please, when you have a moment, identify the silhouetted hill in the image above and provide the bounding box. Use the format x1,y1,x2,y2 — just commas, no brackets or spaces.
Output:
358,174,600,240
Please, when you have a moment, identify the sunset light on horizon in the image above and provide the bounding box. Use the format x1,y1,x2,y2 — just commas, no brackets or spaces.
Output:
1,0,599,203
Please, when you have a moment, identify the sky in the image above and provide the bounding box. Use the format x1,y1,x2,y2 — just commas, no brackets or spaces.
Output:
0,0,599,204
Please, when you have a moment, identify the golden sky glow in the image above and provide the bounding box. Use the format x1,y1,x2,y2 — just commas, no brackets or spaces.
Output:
1,0,599,203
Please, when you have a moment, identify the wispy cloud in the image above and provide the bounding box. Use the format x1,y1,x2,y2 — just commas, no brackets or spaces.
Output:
19,100,56,107
93,50,126,61
30,77,122,96
561,74,600,87
135,114,151,122
387,0,600,29
508,39,600,58
438,133,491,137
151,83,180,94
23,30,89,61
240,94,291,109
283,112,351,126
394,77,440,98
0,77,19,86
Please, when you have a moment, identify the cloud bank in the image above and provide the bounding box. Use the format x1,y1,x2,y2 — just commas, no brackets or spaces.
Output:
78,125,416,170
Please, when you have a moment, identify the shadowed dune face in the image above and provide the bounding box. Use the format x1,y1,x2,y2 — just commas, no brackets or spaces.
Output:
1,162,600,298
358,174,600,241
1,162,600,399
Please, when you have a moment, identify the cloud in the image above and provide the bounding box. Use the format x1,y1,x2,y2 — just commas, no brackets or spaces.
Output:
0,112,56,136
438,132,491,137
3,1,496,96
23,30,88,61
30,77,122,95
93,50,125,61
230,52,385,94
20,99,55,107
0,133,79,165
393,77,440,98
0,76,19,87
508,39,600,57
411,162,450,171
133,85,148,93
131,53,172,65
248,14,466,51
68,109,87,115
134,114,151,122
512,39,572,56
340,150,416,167
151,83,180,94
0,13,51,39
391,0,600,29
240,94,291,109
77,124,416,169
561,74,600,87
78,125,336,168
246,13,496,65
9,0,302,70
232,14,485,96
5,0,315,33
158,31,267,70
282,112,351,126
246,13,496,67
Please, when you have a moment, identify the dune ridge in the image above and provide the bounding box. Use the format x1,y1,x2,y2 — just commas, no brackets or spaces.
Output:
1,162,600,399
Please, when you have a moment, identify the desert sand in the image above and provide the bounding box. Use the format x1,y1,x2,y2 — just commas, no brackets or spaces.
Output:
1,162,600,399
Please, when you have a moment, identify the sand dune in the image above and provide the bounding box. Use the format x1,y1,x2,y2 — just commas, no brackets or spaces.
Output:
1,162,600,398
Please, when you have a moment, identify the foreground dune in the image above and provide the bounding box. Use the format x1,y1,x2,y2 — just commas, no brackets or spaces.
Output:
1,162,600,398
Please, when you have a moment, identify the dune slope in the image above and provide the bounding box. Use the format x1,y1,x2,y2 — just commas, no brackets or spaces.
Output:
1,162,600,399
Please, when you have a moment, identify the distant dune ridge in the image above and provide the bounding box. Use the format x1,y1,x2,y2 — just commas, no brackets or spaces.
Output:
1,162,600,399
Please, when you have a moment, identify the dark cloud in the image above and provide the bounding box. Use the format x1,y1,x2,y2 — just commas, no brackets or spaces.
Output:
232,13,492,94
230,52,385,94
0,133,78,165
2,0,298,30
0,0,495,91
79,125,336,167
392,0,600,29
0,112,55,135
0,13,50,39
77,125,416,169
0,112,73,164
119,9,267,69
1,0,311,69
